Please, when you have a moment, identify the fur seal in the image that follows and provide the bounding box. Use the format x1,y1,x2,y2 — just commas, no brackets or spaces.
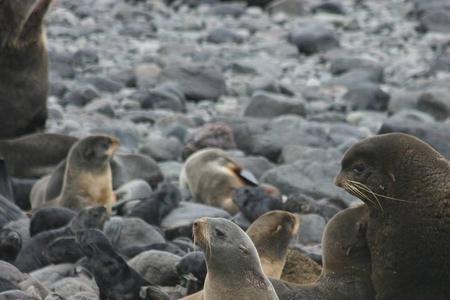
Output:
128,183,181,226
280,247,322,284
233,186,284,222
0,227,22,263
176,252,207,295
180,148,259,214
271,205,374,300
190,217,279,300
29,207,76,237
0,0,53,139
246,210,300,279
15,206,108,272
30,153,163,209
335,133,450,300
32,135,119,213
75,229,169,300
0,133,77,178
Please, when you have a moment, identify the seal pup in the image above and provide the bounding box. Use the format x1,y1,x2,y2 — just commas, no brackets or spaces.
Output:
15,206,108,272
180,148,259,214
271,205,374,300
32,135,119,213
0,228,22,263
29,207,76,237
191,217,279,300
233,186,283,222
0,133,77,178
76,229,170,300
246,210,300,279
0,0,53,139
335,133,450,300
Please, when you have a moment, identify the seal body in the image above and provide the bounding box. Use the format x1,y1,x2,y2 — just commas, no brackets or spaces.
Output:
32,136,119,213
271,205,374,300
335,133,450,300
180,148,258,214
192,217,279,300
0,0,52,139
0,133,77,178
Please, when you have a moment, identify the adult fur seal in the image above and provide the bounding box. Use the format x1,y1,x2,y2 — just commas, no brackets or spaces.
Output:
270,205,374,300
31,135,119,213
246,210,299,279
76,229,169,300
0,133,77,178
335,133,450,300
0,0,52,139
180,148,259,214
190,217,279,300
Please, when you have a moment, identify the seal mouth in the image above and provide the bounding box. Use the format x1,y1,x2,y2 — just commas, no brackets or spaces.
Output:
106,138,120,157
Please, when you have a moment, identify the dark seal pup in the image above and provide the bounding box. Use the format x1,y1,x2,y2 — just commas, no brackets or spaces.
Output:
335,133,450,300
0,0,53,139
76,229,169,300
271,205,374,300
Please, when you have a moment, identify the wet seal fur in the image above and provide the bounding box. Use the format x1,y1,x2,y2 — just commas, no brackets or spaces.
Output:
271,205,374,300
335,133,450,300
180,148,259,214
189,217,279,300
0,0,53,138
32,136,119,213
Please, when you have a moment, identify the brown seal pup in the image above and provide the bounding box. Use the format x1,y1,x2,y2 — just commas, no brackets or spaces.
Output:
0,0,52,139
180,148,259,214
0,133,77,178
246,210,300,279
32,135,119,213
271,204,374,300
335,133,450,300
192,217,279,300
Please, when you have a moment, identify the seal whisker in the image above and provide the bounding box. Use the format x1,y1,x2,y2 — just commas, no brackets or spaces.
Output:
344,182,376,206
349,180,415,204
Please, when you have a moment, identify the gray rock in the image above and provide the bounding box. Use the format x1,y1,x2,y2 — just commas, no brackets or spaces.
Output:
418,8,450,33
128,250,181,286
289,24,340,55
261,159,356,204
379,117,450,160
280,145,341,164
84,76,123,93
329,56,384,82
343,83,390,111
140,83,186,112
244,92,307,118
158,161,183,184
140,134,183,162
84,99,115,118
135,64,161,90
210,3,246,17
207,27,244,44
311,1,346,15
417,89,450,121
104,217,165,250
296,214,326,245
49,49,75,79
161,202,231,239
267,0,304,15
62,85,100,107
159,62,226,101
388,89,421,114
73,49,99,68
115,180,153,203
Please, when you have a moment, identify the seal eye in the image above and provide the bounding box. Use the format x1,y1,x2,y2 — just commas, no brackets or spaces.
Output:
352,163,366,175
215,228,226,239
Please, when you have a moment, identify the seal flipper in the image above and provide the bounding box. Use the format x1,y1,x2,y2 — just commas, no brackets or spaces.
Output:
237,169,259,186
0,158,14,202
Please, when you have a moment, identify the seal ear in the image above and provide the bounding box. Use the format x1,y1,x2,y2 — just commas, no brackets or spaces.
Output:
239,244,250,255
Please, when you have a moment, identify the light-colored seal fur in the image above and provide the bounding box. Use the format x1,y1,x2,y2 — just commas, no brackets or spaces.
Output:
180,148,258,214
190,217,279,300
31,136,118,213
335,133,450,300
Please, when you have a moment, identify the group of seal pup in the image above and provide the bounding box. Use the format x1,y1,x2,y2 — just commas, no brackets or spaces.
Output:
0,130,448,300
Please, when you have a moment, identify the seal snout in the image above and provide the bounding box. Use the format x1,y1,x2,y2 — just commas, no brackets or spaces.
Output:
334,172,345,188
